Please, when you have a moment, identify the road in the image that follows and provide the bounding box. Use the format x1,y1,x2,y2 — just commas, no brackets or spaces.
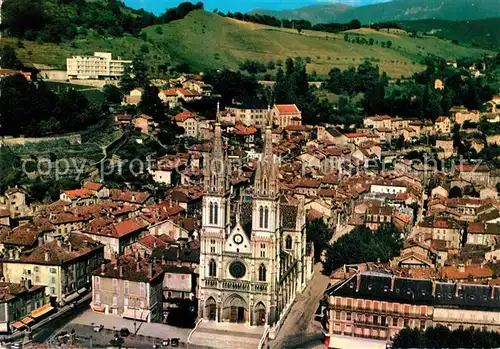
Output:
270,263,330,349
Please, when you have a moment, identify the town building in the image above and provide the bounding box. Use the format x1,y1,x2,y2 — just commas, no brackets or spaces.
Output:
324,270,500,342
91,256,164,323
0,282,46,333
197,107,313,338
1,233,104,305
272,104,302,128
66,52,131,79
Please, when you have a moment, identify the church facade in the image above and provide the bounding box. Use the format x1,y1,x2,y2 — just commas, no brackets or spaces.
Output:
198,105,314,338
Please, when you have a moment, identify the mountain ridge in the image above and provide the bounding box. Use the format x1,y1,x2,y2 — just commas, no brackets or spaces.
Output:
249,0,500,24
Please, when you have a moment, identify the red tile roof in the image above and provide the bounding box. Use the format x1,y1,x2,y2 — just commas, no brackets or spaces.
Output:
345,133,366,138
275,104,300,114
83,182,103,192
63,188,94,200
455,164,490,172
0,209,9,218
441,264,493,280
174,112,196,122
112,218,147,238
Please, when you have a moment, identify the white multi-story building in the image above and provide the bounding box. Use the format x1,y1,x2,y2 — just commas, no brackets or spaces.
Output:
66,52,132,79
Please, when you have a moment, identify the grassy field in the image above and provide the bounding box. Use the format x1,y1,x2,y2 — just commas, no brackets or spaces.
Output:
6,10,492,78
143,11,490,77
45,81,105,103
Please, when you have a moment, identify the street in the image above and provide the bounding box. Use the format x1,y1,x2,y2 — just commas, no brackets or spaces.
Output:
49,309,192,349
270,263,330,349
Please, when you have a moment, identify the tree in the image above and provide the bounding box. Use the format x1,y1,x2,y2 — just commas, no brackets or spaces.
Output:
119,65,135,93
386,40,392,48
306,218,331,262
0,46,23,70
132,53,150,88
138,86,166,121
103,84,123,104
392,328,422,348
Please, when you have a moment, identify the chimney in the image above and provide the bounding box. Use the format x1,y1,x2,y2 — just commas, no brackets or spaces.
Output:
44,251,50,262
356,273,361,292
100,262,106,275
457,263,466,273
131,194,136,202
68,242,72,252
431,280,437,296
467,258,472,265
119,264,123,278
390,274,396,292
38,236,44,246
148,261,153,279
14,250,19,260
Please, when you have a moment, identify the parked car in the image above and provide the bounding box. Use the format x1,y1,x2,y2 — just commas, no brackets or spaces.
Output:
119,328,130,337
93,324,104,333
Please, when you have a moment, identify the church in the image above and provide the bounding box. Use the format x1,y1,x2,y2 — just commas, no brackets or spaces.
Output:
198,104,314,338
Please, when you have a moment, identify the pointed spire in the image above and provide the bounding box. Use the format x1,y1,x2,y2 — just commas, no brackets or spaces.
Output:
263,105,273,162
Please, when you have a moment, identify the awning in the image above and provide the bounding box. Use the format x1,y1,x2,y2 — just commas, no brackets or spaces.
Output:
30,304,54,318
121,308,149,321
77,287,87,295
21,316,34,325
11,321,25,330
91,304,105,312
63,292,79,303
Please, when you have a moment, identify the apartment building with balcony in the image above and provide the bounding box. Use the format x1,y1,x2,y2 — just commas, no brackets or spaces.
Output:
66,52,132,80
324,270,500,343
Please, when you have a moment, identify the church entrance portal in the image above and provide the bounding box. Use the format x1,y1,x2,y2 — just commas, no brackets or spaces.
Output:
223,294,247,323
230,306,245,323
205,297,216,321
254,302,266,326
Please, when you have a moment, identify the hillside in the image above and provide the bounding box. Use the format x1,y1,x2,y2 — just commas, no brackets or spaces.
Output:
141,11,489,77
6,10,492,78
248,4,352,24
399,18,500,50
250,0,500,24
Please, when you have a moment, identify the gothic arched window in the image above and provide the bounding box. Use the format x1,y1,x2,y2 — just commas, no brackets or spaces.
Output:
285,235,292,249
209,202,214,224
259,206,264,228
263,178,267,195
264,207,269,229
214,202,219,225
259,264,266,282
209,259,216,277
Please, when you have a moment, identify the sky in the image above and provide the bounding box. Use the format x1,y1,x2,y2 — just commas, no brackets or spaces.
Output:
124,0,391,15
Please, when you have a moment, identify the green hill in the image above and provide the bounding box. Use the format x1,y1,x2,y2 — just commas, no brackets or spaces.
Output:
5,10,493,78
251,0,500,24
141,11,490,77
399,17,500,50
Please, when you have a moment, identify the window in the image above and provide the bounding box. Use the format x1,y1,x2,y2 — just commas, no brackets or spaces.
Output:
95,293,101,305
35,276,40,282
258,264,266,282
335,311,340,320
260,243,266,258
113,294,118,306
140,282,146,297
50,287,56,295
210,239,216,254
285,235,292,249
112,279,118,292
264,207,269,229
34,266,39,272
404,319,409,328
209,259,217,277
347,312,351,321
49,268,56,274
124,281,129,296
209,202,214,224
259,206,264,228
214,202,219,225
393,317,398,327
95,276,100,291
51,277,56,285
381,316,387,326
